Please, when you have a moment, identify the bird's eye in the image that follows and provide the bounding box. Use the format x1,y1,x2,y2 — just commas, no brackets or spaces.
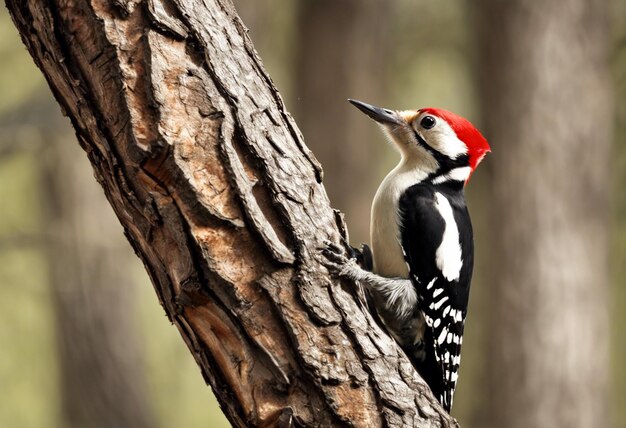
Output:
420,115,436,129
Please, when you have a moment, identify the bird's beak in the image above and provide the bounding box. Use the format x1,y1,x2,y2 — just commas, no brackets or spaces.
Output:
348,99,404,126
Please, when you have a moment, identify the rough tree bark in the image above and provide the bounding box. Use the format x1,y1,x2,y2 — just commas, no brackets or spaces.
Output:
476,1,612,427
6,1,458,427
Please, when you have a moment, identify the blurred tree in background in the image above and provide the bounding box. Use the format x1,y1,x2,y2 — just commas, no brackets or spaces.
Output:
611,0,626,427
38,106,155,428
477,0,612,427
1,1,625,427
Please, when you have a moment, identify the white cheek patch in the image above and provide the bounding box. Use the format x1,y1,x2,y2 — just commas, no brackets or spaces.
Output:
434,192,463,282
432,166,472,185
418,116,467,159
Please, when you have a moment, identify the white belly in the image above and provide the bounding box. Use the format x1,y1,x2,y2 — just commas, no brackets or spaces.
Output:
370,162,428,278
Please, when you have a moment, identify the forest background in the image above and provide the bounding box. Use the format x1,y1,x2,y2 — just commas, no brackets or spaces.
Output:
1,1,625,427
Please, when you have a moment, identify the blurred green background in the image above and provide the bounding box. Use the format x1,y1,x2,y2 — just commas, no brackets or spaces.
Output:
1,1,625,427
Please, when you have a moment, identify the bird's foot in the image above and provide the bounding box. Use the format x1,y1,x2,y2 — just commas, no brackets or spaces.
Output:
320,240,372,308
320,240,351,275
351,243,373,272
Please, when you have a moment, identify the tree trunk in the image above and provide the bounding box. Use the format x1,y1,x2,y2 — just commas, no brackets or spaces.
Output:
5,1,458,426
476,1,612,427
292,0,390,243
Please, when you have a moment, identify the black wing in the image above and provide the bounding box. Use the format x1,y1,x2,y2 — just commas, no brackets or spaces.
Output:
398,184,473,411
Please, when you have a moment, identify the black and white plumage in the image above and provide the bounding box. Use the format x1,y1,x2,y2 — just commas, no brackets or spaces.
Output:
322,99,490,413
399,183,472,410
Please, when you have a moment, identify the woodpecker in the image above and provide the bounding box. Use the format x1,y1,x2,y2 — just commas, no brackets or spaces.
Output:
322,99,490,412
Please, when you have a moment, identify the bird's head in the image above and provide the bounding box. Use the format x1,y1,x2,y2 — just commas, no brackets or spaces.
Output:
349,99,490,185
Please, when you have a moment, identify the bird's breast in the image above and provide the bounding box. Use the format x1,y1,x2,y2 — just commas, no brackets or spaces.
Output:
370,166,426,278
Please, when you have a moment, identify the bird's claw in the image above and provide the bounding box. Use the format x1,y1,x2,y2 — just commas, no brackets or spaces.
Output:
341,238,374,272
319,239,369,307
319,239,351,276
358,243,373,272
